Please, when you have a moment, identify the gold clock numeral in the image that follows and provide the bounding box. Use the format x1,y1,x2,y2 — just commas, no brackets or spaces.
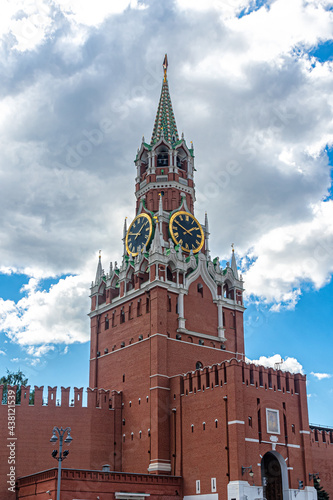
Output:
179,215,183,221
196,240,200,245
185,215,189,222
179,239,183,245
129,242,132,249
185,243,189,250
192,243,196,249
174,231,179,237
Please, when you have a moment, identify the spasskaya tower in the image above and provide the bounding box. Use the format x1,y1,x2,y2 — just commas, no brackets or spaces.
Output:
89,55,245,476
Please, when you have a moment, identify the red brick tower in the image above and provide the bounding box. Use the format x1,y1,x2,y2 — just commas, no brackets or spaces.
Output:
89,54,245,476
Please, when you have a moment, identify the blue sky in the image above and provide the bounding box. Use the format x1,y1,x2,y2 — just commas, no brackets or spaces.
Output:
0,0,332,426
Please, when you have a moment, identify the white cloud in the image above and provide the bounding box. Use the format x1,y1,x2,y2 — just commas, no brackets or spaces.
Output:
0,273,90,347
0,0,148,52
26,345,55,357
311,372,332,380
0,0,331,350
0,350,6,355
175,0,248,18
246,354,304,374
242,200,333,307
54,0,148,26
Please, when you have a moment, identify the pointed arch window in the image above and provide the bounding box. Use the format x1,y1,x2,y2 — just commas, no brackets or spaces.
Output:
129,302,133,320
157,151,168,167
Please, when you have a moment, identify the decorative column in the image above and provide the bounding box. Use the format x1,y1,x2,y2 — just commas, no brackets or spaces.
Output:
151,151,156,173
217,300,226,341
177,290,186,329
168,149,173,169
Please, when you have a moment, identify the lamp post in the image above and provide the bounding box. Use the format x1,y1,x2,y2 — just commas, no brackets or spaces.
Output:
50,426,73,500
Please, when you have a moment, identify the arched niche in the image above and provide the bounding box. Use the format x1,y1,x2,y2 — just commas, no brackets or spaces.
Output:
98,282,106,305
166,260,177,282
125,267,135,292
261,451,289,500
155,143,170,168
139,150,148,177
138,258,149,285
223,279,234,300
176,146,188,171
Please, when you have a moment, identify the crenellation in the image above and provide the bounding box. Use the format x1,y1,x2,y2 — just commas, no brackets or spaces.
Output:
33,385,44,405
61,386,70,406
20,385,31,406
0,385,118,409
74,387,83,407
98,388,111,409
47,386,57,407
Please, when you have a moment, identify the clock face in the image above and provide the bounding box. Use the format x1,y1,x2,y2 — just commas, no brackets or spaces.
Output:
169,211,204,253
126,213,153,256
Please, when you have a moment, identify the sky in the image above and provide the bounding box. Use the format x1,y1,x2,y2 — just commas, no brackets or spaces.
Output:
0,0,332,426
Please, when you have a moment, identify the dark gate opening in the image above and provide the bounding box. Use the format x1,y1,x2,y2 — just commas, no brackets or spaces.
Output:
262,452,283,500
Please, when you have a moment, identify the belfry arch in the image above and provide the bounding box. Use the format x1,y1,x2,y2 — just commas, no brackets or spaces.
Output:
261,451,289,500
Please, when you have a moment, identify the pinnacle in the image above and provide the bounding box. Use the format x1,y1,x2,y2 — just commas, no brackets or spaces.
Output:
95,252,103,284
150,59,179,146
231,246,239,280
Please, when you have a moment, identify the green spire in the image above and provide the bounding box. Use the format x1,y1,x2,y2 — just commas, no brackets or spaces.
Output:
150,54,179,146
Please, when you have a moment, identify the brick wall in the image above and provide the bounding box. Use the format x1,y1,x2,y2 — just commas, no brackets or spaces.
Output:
0,386,116,500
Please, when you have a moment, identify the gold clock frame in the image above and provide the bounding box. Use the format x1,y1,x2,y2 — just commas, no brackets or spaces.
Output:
125,213,153,256
169,210,204,254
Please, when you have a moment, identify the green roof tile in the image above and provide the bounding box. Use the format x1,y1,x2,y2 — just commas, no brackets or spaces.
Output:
151,78,179,146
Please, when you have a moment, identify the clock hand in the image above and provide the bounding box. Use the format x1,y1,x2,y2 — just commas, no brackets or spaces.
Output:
174,220,191,235
135,223,145,239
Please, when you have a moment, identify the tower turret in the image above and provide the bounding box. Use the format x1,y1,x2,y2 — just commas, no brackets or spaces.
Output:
134,55,195,214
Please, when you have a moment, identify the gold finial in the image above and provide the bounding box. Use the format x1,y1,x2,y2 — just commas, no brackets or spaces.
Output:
163,54,168,82
231,243,234,252
99,250,101,258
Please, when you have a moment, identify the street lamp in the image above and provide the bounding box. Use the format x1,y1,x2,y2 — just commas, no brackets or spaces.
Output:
50,427,73,500
241,465,254,477
309,473,320,483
